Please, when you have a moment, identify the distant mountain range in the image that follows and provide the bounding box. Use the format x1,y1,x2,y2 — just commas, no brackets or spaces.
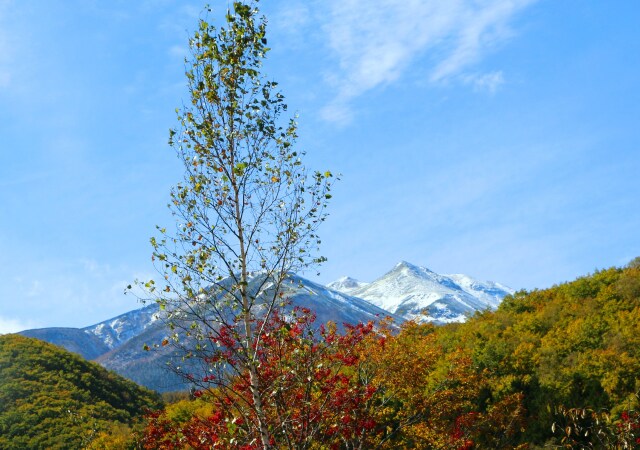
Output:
20,262,512,391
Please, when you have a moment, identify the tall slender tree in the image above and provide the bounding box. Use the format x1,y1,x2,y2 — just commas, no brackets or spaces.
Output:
138,2,333,447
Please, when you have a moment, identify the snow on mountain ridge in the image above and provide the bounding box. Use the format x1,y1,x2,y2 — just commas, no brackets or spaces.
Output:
326,276,369,296
61,263,510,359
83,303,160,349
86,273,395,353
444,273,514,309
281,274,401,325
329,261,513,324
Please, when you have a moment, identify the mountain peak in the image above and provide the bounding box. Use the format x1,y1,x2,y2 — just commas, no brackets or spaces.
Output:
349,262,513,323
326,276,368,295
392,261,436,277
334,276,360,284
395,260,418,269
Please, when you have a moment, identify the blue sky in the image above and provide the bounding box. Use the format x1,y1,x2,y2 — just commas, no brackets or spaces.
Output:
1,0,639,333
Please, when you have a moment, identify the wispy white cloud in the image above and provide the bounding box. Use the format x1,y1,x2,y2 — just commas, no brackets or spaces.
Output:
319,100,354,125
460,70,505,93
427,1,534,82
319,0,537,121
157,3,201,35
271,1,311,32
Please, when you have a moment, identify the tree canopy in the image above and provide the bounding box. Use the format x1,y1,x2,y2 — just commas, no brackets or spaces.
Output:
0,334,162,449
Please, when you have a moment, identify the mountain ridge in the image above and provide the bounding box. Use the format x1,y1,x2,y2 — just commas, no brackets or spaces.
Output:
329,261,513,323
19,262,512,391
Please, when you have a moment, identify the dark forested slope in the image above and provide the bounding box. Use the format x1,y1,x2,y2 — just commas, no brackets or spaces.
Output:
0,334,162,449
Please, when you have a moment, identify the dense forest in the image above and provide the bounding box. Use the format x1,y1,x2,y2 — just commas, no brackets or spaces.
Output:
137,261,639,449
437,258,640,448
2,260,639,448
0,334,162,449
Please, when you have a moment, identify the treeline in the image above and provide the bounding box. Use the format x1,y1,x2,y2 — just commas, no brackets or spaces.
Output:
2,260,639,448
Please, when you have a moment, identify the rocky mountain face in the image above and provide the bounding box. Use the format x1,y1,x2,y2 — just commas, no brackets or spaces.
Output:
329,261,513,323
19,262,512,391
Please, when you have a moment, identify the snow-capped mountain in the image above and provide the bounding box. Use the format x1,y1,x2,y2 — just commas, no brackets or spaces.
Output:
20,263,511,391
326,276,369,296
443,273,512,309
97,275,398,392
282,274,392,325
20,273,398,391
330,261,513,323
84,303,161,349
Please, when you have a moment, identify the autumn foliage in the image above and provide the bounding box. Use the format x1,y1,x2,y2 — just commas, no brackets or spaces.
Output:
0,334,161,449
137,261,640,449
6,261,636,448
141,311,525,449
551,405,640,449
142,307,379,449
